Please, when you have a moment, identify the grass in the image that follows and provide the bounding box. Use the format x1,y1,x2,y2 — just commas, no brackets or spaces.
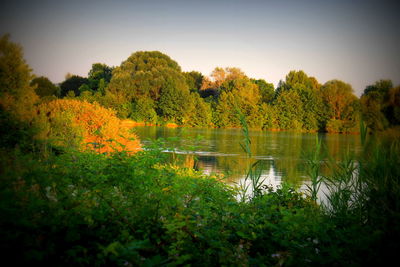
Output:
236,108,266,202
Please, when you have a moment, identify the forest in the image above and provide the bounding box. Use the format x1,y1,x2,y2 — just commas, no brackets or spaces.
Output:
1,34,400,266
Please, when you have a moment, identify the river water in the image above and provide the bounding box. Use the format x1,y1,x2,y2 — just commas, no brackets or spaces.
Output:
133,126,362,198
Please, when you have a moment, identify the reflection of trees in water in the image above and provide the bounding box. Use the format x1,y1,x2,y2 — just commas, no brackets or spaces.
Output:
271,132,304,185
195,156,220,176
133,126,362,186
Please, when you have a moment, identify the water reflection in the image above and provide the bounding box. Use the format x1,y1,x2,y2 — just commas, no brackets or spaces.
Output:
133,126,362,193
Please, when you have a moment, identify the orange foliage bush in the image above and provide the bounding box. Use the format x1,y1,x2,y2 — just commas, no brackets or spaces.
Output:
36,99,141,154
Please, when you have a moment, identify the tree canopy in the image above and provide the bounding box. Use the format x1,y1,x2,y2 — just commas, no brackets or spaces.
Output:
0,34,38,121
107,51,184,102
60,75,89,97
3,33,397,134
30,76,59,97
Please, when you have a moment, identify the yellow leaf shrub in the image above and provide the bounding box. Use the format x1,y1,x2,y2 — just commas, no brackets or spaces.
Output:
36,99,141,153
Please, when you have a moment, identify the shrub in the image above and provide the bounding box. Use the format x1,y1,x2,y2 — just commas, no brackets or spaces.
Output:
35,99,141,153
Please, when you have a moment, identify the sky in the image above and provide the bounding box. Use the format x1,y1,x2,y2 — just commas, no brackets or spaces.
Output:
1,0,399,96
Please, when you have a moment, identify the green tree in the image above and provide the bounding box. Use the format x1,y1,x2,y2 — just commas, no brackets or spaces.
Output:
184,71,204,93
30,76,60,97
0,34,38,121
274,70,324,131
363,79,392,98
275,70,318,98
251,79,275,104
387,86,400,125
157,77,191,124
360,80,397,131
185,93,212,127
60,75,88,97
88,63,113,92
259,103,278,129
212,68,262,128
131,98,158,123
107,51,183,102
214,91,237,127
274,90,304,130
321,80,359,133
106,51,190,121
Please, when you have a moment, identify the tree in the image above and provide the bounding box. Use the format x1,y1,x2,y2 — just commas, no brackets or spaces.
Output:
60,75,88,97
0,34,38,121
259,103,278,129
275,70,318,98
107,51,184,102
274,90,304,130
184,71,204,93
157,77,191,124
210,67,226,88
284,70,316,90
106,51,190,121
321,80,357,120
185,93,212,127
321,80,359,133
88,63,113,92
251,79,275,103
212,69,262,128
214,91,237,127
130,98,158,124
387,86,400,125
360,80,398,130
274,70,324,131
363,79,392,99
30,76,60,97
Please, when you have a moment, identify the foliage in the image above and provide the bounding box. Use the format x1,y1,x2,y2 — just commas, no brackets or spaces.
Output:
251,78,275,104
0,106,37,150
35,99,141,153
274,90,304,130
4,33,396,135
157,77,191,124
105,51,197,123
107,51,183,102
321,80,356,120
213,69,262,128
60,75,89,97
1,118,400,266
0,34,38,121
185,92,212,127
30,76,60,98
2,35,400,266
88,63,113,92
184,71,204,93
361,80,400,131
130,98,158,124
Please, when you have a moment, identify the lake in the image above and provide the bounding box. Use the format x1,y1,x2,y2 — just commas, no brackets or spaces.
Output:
133,126,362,197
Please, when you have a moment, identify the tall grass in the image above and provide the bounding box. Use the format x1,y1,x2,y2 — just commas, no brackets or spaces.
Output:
236,109,265,201
305,135,324,202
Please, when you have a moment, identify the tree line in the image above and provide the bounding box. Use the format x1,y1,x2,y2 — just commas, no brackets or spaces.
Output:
6,35,400,133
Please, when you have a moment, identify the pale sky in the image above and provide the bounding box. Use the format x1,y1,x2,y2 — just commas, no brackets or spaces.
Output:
1,0,399,96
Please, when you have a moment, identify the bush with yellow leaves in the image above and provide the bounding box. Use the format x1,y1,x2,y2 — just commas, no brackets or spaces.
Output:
35,99,141,153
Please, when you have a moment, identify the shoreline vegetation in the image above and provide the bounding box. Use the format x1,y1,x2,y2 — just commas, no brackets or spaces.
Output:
1,35,400,265
2,34,399,136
